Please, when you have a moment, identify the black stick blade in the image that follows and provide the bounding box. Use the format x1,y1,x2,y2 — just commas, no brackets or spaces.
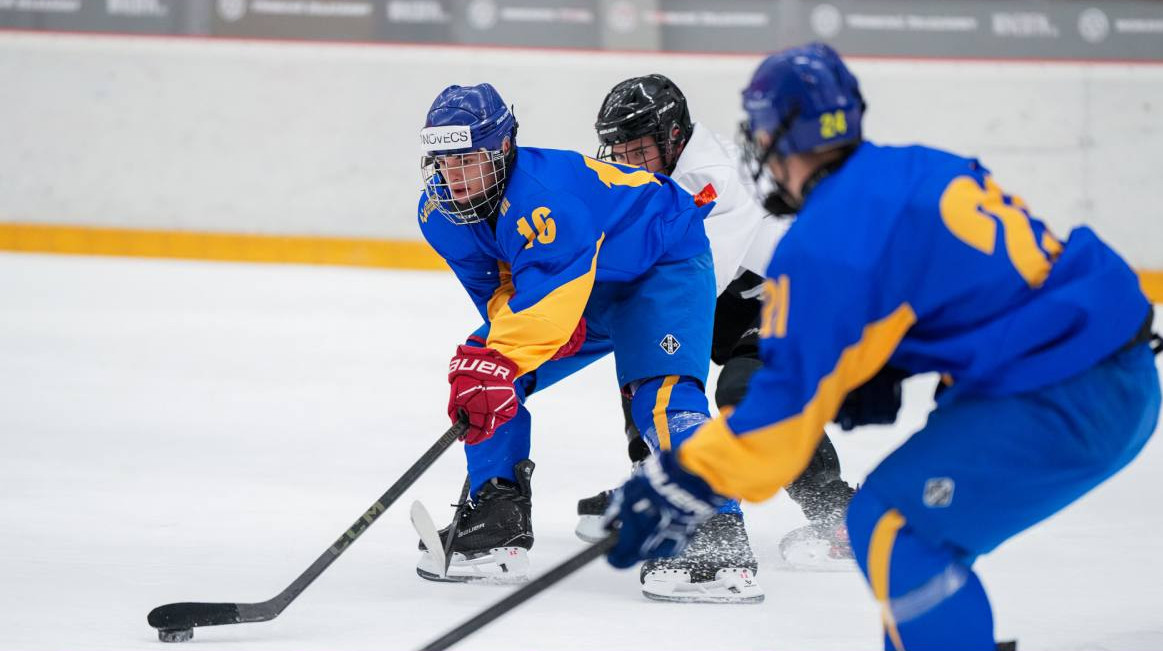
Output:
148,602,242,630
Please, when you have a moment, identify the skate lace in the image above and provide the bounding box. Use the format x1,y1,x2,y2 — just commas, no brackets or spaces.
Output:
475,488,530,506
451,485,529,527
473,478,531,506
450,500,473,524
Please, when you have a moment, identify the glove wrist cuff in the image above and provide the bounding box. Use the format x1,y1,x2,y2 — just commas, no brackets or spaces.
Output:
654,452,728,514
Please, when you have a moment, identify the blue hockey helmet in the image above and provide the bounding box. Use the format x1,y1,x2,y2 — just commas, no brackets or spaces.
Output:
739,43,864,214
420,83,518,224
741,42,863,158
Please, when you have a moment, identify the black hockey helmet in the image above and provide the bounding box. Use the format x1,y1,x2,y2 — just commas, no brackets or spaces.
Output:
595,74,693,175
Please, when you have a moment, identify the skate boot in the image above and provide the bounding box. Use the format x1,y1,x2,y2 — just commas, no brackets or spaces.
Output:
779,478,856,570
575,400,650,544
575,434,650,543
574,490,613,543
778,518,855,571
640,512,764,603
417,460,534,584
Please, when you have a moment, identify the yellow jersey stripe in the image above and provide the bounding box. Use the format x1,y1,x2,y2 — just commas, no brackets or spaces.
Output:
652,375,680,450
1141,270,1163,305
679,303,917,502
869,509,908,651
486,234,605,376
485,261,515,321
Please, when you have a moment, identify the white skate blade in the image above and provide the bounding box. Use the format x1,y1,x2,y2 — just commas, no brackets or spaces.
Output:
416,546,530,584
642,568,765,604
574,514,608,544
410,501,447,578
778,525,857,572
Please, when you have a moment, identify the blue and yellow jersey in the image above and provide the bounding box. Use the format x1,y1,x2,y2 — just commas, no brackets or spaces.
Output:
679,142,1152,502
418,146,712,376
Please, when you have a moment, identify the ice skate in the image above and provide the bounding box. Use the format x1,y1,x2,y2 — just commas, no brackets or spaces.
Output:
417,460,534,584
640,512,764,603
574,490,613,544
574,441,646,544
782,467,856,571
778,520,856,572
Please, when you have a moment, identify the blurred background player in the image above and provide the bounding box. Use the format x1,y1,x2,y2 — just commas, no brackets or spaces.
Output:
415,82,745,592
603,43,1161,650
576,73,865,598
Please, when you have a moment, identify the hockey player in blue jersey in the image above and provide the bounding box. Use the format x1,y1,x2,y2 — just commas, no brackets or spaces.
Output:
604,43,1161,649
414,82,747,586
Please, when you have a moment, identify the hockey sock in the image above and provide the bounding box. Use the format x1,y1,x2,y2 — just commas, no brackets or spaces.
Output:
628,376,740,515
847,489,994,651
465,403,531,495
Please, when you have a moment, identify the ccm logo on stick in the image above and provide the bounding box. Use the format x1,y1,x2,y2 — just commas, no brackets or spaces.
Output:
450,358,512,379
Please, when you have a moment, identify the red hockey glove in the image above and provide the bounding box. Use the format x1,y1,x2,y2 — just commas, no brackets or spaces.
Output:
549,317,587,361
447,345,520,445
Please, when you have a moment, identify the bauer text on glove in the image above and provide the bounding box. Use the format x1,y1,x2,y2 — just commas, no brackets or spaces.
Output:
447,345,520,444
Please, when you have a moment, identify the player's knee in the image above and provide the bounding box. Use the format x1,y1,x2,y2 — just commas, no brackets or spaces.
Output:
714,355,762,409
847,488,976,623
627,375,709,452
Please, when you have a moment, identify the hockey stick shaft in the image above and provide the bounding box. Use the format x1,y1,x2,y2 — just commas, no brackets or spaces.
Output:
418,532,618,651
441,475,472,576
148,415,468,636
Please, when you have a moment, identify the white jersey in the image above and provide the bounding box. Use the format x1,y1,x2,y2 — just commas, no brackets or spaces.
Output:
669,122,788,296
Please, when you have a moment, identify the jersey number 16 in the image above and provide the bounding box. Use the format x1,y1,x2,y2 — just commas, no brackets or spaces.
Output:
516,207,556,249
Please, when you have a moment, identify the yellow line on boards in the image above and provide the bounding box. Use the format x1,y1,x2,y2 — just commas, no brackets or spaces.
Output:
0,223,448,270
2,223,1162,304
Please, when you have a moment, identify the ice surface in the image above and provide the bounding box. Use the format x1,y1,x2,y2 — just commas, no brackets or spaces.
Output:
1,252,1160,650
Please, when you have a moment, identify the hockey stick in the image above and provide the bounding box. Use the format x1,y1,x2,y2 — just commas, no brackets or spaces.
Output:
147,414,469,643
441,476,472,575
410,501,447,575
418,532,618,651
411,476,477,580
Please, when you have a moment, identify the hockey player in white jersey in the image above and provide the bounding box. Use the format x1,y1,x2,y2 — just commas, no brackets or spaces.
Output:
577,74,898,599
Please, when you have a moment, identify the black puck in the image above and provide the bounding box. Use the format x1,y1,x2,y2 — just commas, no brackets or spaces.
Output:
158,628,194,643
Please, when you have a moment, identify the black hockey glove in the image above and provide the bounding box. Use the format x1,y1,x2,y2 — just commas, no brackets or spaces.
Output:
834,365,911,431
711,272,763,366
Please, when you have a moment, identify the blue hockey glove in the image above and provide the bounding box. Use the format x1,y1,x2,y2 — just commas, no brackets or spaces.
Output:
603,451,727,569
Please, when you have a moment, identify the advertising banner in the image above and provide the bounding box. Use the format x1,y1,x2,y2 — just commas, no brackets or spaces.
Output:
2,0,1161,61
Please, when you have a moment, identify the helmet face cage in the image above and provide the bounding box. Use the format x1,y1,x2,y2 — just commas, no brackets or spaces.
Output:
738,107,803,215
596,124,676,173
421,147,509,226
737,119,766,187
420,83,517,225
